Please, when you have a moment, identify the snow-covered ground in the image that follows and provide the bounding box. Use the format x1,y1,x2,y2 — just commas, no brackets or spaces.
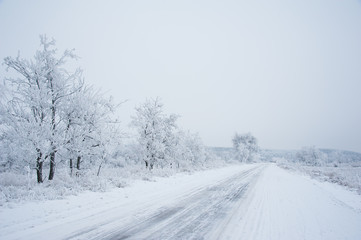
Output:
0,163,360,240
280,163,361,193
214,164,361,240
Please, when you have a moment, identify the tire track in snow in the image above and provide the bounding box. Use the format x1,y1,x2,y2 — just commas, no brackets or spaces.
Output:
96,165,264,240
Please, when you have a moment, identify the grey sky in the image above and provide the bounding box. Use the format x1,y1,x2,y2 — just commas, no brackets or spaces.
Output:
1,0,361,152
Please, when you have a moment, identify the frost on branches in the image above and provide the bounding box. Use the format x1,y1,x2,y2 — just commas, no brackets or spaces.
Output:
232,132,259,162
131,98,209,170
61,86,120,177
173,130,208,169
0,35,120,183
131,98,178,169
295,146,325,166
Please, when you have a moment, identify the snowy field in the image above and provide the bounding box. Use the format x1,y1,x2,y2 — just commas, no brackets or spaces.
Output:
279,163,361,194
1,163,361,240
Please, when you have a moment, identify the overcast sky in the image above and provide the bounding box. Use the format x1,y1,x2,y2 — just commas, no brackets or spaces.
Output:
1,0,361,152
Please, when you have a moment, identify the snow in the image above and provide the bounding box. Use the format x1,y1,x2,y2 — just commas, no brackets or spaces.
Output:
1,163,360,240
215,164,361,240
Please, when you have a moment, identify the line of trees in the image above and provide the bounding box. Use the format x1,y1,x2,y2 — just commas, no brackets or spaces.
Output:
0,36,214,183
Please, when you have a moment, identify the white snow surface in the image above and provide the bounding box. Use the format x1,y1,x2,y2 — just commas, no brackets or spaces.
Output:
0,163,360,240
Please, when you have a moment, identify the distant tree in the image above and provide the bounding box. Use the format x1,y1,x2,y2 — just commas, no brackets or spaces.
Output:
173,130,207,169
131,98,178,169
1,35,83,182
130,98,215,171
296,146,325,166
232,132,259,162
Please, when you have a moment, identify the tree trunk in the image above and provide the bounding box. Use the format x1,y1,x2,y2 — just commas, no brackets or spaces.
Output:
48,150,55,180
76,156,81,170
150,154,155,170
97,162,102,177
69,158,73,176
36,149,43,183
48,78,56,181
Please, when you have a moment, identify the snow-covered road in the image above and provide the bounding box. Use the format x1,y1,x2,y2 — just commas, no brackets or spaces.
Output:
97,165,263,240
1,163,361,240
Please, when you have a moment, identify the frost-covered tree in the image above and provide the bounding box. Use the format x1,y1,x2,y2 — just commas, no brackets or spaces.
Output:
173,130,207,169
1,35,83,182
61,86,120,176
131,98,178,169
296,146,325,166
0,36,122,182
232,132,259,162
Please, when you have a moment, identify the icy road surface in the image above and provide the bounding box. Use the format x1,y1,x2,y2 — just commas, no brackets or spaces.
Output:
1,163,361,240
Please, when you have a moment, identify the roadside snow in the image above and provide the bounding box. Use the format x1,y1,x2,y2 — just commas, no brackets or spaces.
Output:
0,163,255,240
214,164,361,240
1,163,361,240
